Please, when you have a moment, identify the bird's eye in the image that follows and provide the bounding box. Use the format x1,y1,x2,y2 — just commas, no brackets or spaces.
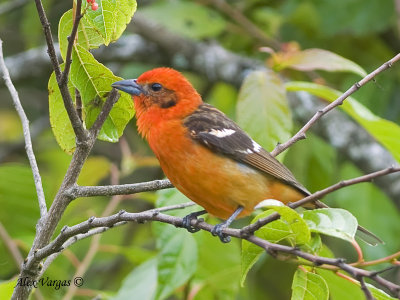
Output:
151,83,162,92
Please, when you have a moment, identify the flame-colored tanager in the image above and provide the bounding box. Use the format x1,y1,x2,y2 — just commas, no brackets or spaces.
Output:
112,67,380,244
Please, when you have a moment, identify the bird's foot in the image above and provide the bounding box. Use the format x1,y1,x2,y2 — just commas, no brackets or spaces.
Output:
182,210,206,233
211,223,230,243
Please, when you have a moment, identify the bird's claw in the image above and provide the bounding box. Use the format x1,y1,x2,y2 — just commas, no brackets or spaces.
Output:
182,213,201,233
211,223,231,243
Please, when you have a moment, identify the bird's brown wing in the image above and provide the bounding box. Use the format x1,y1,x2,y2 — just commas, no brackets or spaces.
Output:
183,103,309,196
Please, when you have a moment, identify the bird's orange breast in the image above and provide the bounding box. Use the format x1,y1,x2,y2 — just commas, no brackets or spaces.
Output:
147,119,304,219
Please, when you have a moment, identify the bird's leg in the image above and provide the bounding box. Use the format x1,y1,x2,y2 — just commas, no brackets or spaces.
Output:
212,206,244,243
182,210,207,233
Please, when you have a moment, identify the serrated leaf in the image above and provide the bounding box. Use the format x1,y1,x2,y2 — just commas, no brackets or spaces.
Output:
291,269,329,300
48,66,76,154
237,70,292,155
111,258,157,300
152,190,198,300
84,0,137,46
70,44,134,142
274,48,367,77
286,81,400,163
141,2,225,39
241,207,310,286
303,208,358,242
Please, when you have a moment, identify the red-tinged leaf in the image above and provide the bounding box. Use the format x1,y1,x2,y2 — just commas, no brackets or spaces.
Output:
273,48,367,77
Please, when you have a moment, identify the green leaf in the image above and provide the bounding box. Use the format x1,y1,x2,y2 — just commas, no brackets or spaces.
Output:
70,44,134,142
141,2,225,39
286,81,400,163
58,0,137,58
263,205,311,245
111,258,157,300
48,66,76,154
241,207,310,286
58,9,104,60
275,48,367,77
291,269,329,300
156,231,197,300
84,0,137,46
153,190,198,300
302,208,358,243
237,70,292,154
317,269,370,300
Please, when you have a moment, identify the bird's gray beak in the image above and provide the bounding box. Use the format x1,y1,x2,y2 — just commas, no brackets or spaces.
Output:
112,79,144,96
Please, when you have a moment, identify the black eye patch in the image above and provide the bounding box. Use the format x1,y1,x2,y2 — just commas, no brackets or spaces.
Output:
160,99,177,108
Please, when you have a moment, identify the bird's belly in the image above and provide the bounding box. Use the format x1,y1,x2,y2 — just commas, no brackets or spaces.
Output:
156,139,303,219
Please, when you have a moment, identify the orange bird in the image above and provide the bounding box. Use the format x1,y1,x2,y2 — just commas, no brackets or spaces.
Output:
112,67,380,244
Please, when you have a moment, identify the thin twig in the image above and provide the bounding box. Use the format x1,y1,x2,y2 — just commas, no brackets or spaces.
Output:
75,89,83,121
89,88,120,137
40,223,126,276
242,166,400,234
271,52,400,157
354,250,400,267
28,202,196,266
33,0,61,80
61,0,83,85
358,276,376,300
70,179,173,198
0,39,47,218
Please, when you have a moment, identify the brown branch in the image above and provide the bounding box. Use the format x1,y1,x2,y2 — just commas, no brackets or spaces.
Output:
241,166,400,234
61,0,83,86
89,88,120,137
0,39,47,217
33,0,86,141
271,52,400,157
33,0,62,80
358,276,376,300
70,179,173,198
26,207,400,298
75,89,83,121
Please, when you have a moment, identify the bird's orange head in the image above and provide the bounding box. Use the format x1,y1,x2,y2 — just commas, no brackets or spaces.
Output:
112,67,202,138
